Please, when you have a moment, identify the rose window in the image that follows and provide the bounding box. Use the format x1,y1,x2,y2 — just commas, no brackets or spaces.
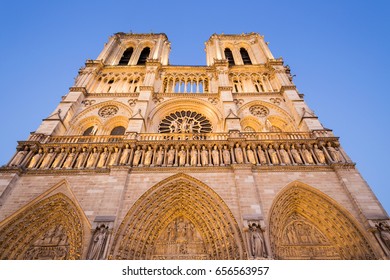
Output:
98,105,119,118
159,111,212,133
249,105,269,117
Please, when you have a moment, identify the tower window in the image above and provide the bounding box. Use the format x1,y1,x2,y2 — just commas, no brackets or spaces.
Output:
110,126,126,135
224,48,235,66
137,47,150,65
240,48,252,65
118,47,133,65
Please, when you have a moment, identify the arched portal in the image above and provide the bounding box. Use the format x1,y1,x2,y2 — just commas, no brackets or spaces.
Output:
268,182,376,259
0,193,85,260
111,173,246,259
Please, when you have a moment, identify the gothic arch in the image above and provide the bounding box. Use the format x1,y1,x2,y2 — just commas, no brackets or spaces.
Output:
268,181,376,259
0,192,86,260
240,116,263,132
110,173,246,260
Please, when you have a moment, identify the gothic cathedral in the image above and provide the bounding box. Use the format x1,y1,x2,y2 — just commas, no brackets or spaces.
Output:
0,32,389,260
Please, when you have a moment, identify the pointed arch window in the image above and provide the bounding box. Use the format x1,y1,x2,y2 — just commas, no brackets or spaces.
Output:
240,48,252,65
110,126,126,135
224,48,235,66
83,126,96,136
118,47,133,65
137,47,150,65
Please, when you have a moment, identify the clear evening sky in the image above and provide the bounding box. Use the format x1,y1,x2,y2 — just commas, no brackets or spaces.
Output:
0,0,389,214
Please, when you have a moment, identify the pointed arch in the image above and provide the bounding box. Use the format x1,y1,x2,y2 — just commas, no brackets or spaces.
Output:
111,173,246,259
268,181,376,259
0,192,86,259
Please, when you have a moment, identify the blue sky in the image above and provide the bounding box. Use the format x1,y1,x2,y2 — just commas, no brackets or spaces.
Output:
0,0,389,214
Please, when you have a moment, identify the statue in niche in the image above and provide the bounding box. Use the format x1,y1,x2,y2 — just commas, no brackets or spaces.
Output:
51,148,66,168
326,142,342,162
376,222,390,250
178,146,186,166
40,148,55,169
279,144,291,164
87,225,109,260
200,146,208,166
155,146,164,166
132,146,142,166
27,148,43,169
144,146,153,166
86,147,99,168
75,147,88,168
63,148,76,169
190,146,198,166
313,144,326,164
9,146,29,167
234,143,244,164
170,119,179,133
301,144,314,164
257,145,267,164
248,223,265,259
290,144,303,164
97,147,109,168
167,146,175,165
108,147,119,166
211,146,220,165
119,144,130,165
246,145,256,165
222,145,231,165
268,145,279,164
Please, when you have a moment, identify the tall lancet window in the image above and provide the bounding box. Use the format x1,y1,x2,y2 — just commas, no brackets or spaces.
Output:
240,48,252,65
118,47,133,65
137,47,150,65
224,48,235,66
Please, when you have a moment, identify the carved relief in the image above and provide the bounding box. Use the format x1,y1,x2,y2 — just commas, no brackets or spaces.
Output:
249,105,269,117
98,105,119,118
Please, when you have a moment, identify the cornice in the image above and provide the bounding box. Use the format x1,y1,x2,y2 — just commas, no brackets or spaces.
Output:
69,87,87,94
87,92,140,98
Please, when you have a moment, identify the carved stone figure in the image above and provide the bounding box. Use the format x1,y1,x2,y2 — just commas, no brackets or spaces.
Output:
155,146,164,166
279,145,291,164
9,146,28,167
200,146,208,166
234,143,244,164
257,145,267,164
63,148,76,168
178,146,186,166
119,144,130,165
170,119,179,133
376,222,390,250
28,149,43,168
132,146,142,166
51,148,66,168
167,146,175,165
40,148,55,169
301,145,314,164
211,146,219,166
313,144,326,164
97,147,109,168
246,145,256,165
290,144,303,164
108,147,119,166
86,147,99,168
75,147,88,169
327,142,342,162
249,223,265,259
87,225,109,260
222,145,231,165
144,146,153,166
268,145,279,164
190,146,197,166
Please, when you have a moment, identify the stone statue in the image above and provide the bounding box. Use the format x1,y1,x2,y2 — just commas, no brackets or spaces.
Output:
63,148,76,169
222,145,231,165
190,146,197,166
246,145,256,165
119,144,130,165
75,147,88,169
200,146,208,166
97,147,109,168
86,147,99,168
301,145,314,164
376,222,390,250
234,143,244,164
178,146,186,166
279,144,291,164
132,146,142,166
327,142,342,162
87,225,109,260
51,148,66,169
144,146,153,166
155,146,164,166
40,148,55,169
211,146,219,166
167,146,175,165
268,145,279,165
257,145,267,164
170,119,179,133
27,149,43,169
290,144,303,164
313,144,326,164
108,147,119,166
9,146,29,167
249,223,265,259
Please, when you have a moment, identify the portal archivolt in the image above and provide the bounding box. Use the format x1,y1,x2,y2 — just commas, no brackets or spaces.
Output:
269,182,376,259
110,173,246,259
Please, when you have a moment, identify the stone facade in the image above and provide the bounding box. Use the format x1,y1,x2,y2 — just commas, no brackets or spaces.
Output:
0,32,389,260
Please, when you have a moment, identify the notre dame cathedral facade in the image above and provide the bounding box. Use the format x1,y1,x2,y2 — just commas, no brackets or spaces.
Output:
0,32,389,260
